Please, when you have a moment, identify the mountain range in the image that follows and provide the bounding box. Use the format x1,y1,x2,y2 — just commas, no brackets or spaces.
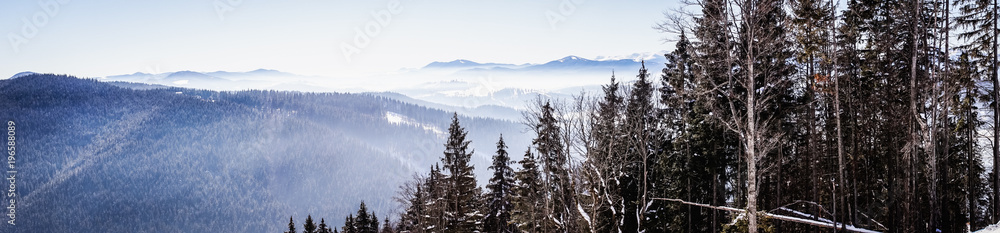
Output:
84,53,666,110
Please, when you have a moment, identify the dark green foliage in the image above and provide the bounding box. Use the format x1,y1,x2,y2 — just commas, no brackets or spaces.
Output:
585,74,625,233
532,102,577,232
338,202,380,233
484,135,516,233
513,149,544,233
441,113,483,232
659,29,735,232
380,218,394,233
305,215,317,233
319,218,333,233
287,217,297,233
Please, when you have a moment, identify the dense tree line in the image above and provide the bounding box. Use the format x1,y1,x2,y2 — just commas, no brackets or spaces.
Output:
283,201,394,233
388,0,1000,230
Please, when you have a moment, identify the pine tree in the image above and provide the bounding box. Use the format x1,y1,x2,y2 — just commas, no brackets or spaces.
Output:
533,101,576,232
380,218,394,233
513,148,544,233
956,0,999,222
621,61,659,231
941,51,990,233
399,176,427,233
441,113,481,232
689,0,740,231
343,214,355,233
583,74,624,233
319,218,332,233
425,164,446,232
354,202,376,233
305,215,317,233
658,29,729,232
484,135,516,233
286,216,297,233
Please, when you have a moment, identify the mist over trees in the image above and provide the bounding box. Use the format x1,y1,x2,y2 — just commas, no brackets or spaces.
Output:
0,73,533,233
385,0,1000,231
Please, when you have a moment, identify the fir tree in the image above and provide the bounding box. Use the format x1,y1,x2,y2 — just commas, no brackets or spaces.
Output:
513,148,544,233
658,29,724,232
484,135,516,233
343,214,355,233
533,101,576,232
587,74,625,232
956,0,999,222
441,113,481,232
356,205,370,233
305,215,317,233
380,217,394,233
286,216,297,233
319,218,332,233
425,164,446,232
621,62,658,231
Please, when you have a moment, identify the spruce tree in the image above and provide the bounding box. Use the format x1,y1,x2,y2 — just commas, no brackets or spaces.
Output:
400,178,427,233
533,101,576,232
343,214,355,233
956,0,999,222
658,29,725,232
355,202,372,233
319,218,332,233
286,216,297,233
484,135,516,233
304,215,317,233
380,217,394,233
941,51,989,233
588,74,624,232
441,113,481,232
425,164,446,231
512,148,544,233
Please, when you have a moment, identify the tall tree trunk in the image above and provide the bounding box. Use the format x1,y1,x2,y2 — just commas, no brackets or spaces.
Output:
909,0,922,230
993,0,1000,222
835,62,845,233
746,39,759,233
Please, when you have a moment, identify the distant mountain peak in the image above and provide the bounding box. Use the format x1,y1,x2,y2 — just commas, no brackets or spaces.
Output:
10,71,38,79
559,55,584,61
423,59,484,69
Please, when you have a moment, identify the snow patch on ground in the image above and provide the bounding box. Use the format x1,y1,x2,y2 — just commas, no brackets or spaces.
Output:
976,222,1000,233
385,111,445,136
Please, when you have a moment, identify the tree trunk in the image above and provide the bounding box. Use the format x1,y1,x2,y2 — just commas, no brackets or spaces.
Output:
747,43,759,233
835,62,845,233
993,0,1000,222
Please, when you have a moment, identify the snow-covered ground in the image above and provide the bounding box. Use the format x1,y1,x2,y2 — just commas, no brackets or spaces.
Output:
976,222,1000,233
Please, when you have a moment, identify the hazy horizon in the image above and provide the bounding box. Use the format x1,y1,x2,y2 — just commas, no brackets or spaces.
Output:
2,0,681,79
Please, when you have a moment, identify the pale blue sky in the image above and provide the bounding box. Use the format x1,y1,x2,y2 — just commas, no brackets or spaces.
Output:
1,0,680,78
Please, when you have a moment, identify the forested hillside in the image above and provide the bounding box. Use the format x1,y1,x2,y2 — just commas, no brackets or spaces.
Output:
0,74,528,233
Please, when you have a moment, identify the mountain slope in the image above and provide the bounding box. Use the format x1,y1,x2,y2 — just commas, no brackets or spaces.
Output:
0,74,528,233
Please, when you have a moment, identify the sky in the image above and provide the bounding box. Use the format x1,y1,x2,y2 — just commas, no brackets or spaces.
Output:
0,0,682,79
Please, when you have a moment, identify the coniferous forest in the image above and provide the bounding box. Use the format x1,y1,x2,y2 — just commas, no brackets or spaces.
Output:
2,0,1000,232
289,0,1000,232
